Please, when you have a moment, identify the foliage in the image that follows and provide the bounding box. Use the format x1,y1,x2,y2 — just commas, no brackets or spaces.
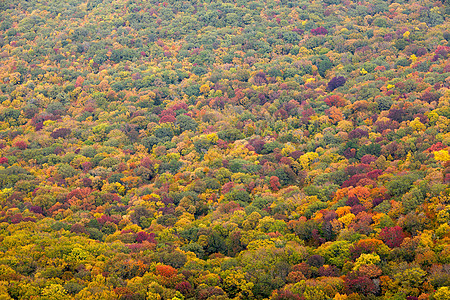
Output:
0,0,449,299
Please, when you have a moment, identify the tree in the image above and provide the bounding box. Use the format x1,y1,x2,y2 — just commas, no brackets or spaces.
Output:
58,163,78,179
311,27,328,35
269,176,281,191
222,271,254,299
433,287,450,300
41,284,68,300
327,77,346,91
379,226,405,248
50,128,71,139
176,114,197,132
344,271,376,296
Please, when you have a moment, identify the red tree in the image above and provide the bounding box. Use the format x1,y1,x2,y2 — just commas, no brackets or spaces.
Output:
379,226,405,248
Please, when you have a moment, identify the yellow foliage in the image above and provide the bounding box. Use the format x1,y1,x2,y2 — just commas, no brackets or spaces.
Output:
41,284,68,300
200,84,210,94
247,239,275,250
206,132,218,143
166,152,180,160
434,150,450,162
409,117,426,131
0,281,12,299
434,287,450,300
419,230,434,248
227,143,253,159
337,120,353,132
43,120,56,126
338,213,355,227
334,293,348,300
298,152,319,169
436,223,450,238
353,253,381,270
336,206,351,217
281,143,296,156
427,111,439,124
222,271,254,298
437,116,449,132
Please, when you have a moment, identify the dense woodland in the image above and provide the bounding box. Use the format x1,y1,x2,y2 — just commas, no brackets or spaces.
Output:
0,0,449,299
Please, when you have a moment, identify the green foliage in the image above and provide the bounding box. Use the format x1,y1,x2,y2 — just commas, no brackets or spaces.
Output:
58,163,78,178
386,174,420,197
0,0,448,299
176,115,197,132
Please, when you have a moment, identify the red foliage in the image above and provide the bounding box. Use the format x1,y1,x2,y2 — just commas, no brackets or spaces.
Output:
14,140,27,150
379,226,405,248
171,102,188,111
197,287,225,300
360,155,377,164
269,176,281,191
445,173,450,183
30,205,44,215
81,162,92,172
159,115,176,123
426,142,445,153
221,182,235,194
343,148,356,159
275,108,289,119
367,169,383,180
348,128,369,140
287,271,306,283
324,94,346,107
66,188,92,201
50,128,71,139
342,173,367,188
306,254,325,267
254,72,268,85
175,281,193,295
435,45,450,57
311,27,328,35
374,119,399,133
136,231,156,243
75,76,84,87
327,77,347,91
248,138,266,154
289,150,304,159
421,91,441,103
344,271,376,296
272,289,302,300
292,262,312,279
218,201,242,214
0,157,8,164
350,239,385,259
70,223,87,234
345,164,370,177
217,139,228,149
318,265,340,277
280,157,292,165
155,264,177,277
10,213,36,224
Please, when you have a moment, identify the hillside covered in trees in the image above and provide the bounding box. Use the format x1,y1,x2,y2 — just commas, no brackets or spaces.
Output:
0,0,450,299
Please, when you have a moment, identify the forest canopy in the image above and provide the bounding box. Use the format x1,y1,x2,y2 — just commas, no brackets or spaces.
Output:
0,0,449,299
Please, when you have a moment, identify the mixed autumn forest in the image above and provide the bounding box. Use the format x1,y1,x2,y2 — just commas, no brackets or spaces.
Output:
0,0,450,299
